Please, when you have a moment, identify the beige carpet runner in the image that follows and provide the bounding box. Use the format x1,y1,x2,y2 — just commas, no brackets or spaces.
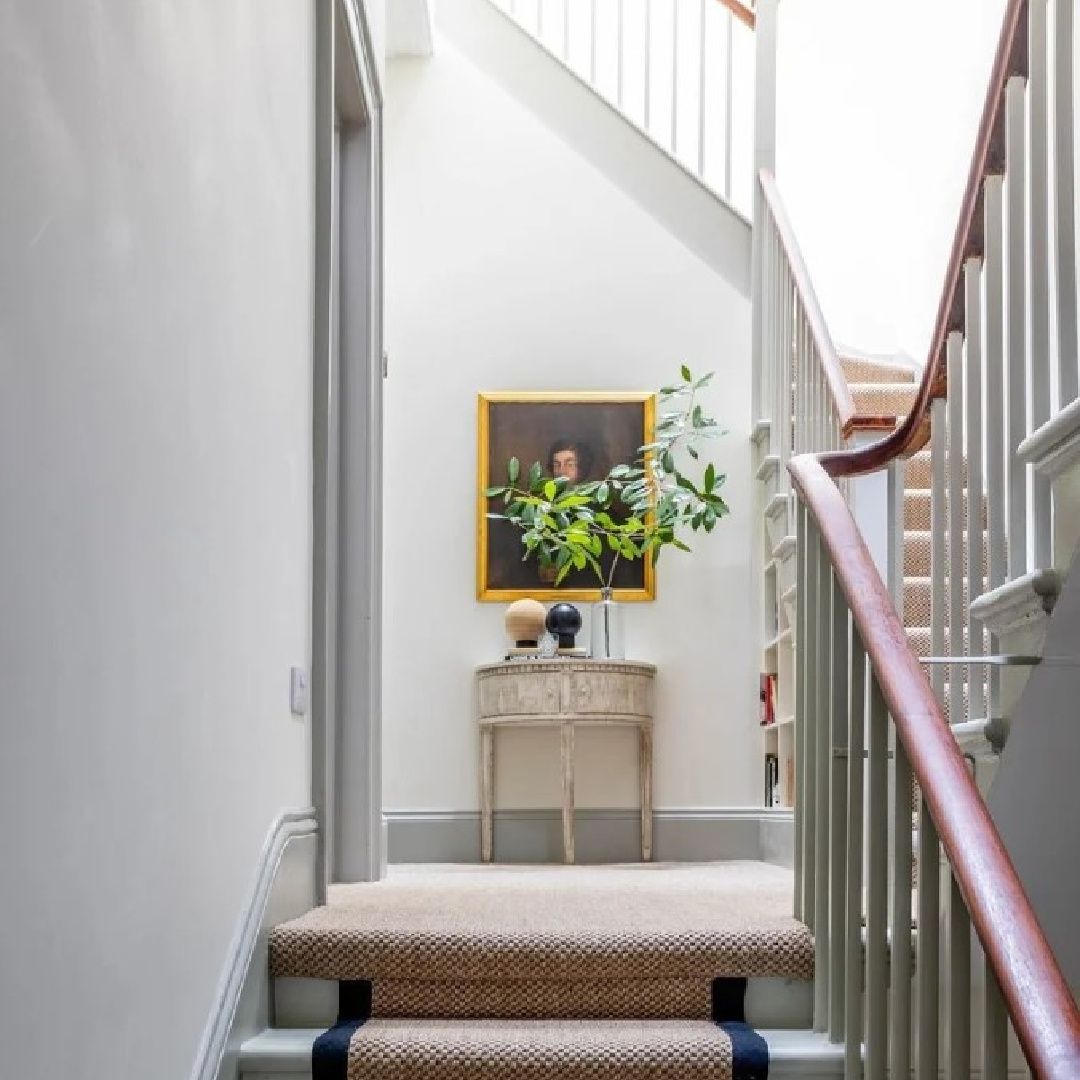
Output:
269,862,812,1079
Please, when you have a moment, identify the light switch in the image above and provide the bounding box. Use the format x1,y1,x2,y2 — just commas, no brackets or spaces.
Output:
290,666,310,716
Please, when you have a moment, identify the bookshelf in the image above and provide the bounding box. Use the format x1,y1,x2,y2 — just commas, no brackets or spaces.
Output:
760,515,796,810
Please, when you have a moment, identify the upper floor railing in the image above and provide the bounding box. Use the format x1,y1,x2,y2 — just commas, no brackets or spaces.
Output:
492,0,758,214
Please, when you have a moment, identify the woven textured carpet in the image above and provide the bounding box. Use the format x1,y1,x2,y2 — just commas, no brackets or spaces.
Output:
337,1019,750,1079
270,861,814,983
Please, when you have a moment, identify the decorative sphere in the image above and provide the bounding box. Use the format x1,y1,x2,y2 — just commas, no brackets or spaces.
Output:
504,598,547,647
545,602,582,648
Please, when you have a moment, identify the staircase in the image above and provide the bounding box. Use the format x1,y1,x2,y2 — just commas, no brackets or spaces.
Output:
240,863,841,1079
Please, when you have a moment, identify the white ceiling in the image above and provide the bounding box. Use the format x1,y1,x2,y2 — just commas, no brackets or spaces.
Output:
387,0,434,57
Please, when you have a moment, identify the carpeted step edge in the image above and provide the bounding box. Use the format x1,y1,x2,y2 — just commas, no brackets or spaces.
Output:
239,1027,844,1080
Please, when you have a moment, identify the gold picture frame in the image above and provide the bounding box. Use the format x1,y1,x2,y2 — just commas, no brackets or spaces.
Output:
477,391,657,602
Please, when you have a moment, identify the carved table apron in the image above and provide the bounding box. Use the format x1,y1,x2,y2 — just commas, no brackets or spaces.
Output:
475,659,657,864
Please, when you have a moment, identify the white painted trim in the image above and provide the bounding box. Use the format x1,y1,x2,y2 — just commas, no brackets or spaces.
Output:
385,807,791,864
188,810,317,1080
1018,396,1080,478
969,569,1063,635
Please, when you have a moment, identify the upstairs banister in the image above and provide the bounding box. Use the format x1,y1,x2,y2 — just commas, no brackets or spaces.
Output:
819,0,1032,481
790,453,1080,1080
716,0,755,31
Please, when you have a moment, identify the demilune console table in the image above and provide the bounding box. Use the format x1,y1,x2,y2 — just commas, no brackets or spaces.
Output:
475,659,656,864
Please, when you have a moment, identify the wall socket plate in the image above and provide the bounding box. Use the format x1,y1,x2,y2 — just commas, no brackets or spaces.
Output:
290,666,310,717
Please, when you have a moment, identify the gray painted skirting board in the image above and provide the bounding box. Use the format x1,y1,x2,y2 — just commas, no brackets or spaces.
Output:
387,808,794,865
189,808,319,1080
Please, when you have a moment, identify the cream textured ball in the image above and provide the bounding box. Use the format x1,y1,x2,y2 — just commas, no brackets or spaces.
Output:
504,598,547,647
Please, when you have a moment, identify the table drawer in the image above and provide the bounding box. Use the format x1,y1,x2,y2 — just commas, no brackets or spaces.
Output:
565,670,653,717
478,670,562,718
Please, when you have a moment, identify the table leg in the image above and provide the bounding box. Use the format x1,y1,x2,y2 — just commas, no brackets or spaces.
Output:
640,723,653,862
561,722,576,864
481,725,494,863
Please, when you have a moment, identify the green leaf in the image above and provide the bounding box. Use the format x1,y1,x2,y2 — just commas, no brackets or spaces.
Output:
597,482,610,504
705,463,716,493
661,450,675,474
692,405,704,428
673,538,692,552
507,457,520,484
687,445,699,460
693,372,715,389
484,485,507,497
544,480,557,500
528,461,543,487
680,364,692,382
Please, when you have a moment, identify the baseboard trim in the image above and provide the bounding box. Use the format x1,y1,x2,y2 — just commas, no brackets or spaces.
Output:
387,808,794,864
189,808,319,1080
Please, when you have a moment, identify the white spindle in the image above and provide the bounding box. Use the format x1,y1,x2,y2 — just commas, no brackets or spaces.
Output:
1030,0,1052,565
890,735,913,1080
724,11,734,199
590,0,598,82
671,0,679,155
1054,0,1078,406
801,515,818,925
965,259,987,719
947,331,966,723
984,176,1007,591
1005,75,1029,576
827,573,847,1040
763,225,776,447
779,267,793,496
644,0,653,131
947,871,972,1080
813,554,831,1031
866,671,889,1080
616,0,625,108
794,500,809,919
845,628,866,1079
931,395,948,705
917,800,941,1078
697,0,707,176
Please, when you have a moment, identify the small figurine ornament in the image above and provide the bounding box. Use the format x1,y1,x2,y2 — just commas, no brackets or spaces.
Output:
504,598,547,647
545,602,582,649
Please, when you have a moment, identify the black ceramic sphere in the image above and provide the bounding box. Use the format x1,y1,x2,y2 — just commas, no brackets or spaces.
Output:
545,603,582,649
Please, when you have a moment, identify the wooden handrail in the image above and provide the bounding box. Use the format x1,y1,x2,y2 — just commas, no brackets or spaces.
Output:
716,0,755,31
789,454,1080,1080
814,0,1029,480
759,171,895,440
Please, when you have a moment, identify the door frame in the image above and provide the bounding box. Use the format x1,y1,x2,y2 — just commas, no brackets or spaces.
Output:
311,0,384,894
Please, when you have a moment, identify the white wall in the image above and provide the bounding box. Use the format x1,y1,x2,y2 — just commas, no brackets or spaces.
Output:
776,0,1009,363
383,39,756,814
0,3,319,1077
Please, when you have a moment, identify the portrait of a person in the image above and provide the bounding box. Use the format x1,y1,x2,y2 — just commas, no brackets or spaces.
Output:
478,393,655,601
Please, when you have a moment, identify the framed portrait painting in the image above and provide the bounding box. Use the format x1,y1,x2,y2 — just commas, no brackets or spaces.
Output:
477,391,656,602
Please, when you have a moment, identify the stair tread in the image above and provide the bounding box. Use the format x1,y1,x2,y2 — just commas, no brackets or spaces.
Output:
269,863,814,983
239,1025,843,1067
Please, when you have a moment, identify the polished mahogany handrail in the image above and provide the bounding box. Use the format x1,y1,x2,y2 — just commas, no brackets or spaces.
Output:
716,0,755,31
789,455,1080,1080
814,0,1029,479
759,172,897,439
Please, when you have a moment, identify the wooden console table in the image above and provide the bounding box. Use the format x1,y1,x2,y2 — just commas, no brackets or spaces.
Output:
475,659,656,864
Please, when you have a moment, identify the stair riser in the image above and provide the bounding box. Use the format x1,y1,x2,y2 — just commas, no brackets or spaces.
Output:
903,580,970,626
840,357,918,385
273,976,813,1029
850,383,920,416
903,531,989,576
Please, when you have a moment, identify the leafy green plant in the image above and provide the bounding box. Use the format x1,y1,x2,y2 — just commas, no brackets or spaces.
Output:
485,367,730,590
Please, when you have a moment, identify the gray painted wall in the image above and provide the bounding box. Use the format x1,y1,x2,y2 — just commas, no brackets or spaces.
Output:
0,3,342,1076
990,542,1080,994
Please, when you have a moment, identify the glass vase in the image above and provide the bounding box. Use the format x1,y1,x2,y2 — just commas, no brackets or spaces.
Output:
590,587,625,660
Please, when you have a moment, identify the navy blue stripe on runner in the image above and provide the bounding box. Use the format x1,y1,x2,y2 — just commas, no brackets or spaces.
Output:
312,981,372,1080
710,977,748,1022
719,1020,769,1080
